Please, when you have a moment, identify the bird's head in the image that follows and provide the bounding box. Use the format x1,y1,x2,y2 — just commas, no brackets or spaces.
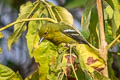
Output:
39,22,60,38
39,25,49,38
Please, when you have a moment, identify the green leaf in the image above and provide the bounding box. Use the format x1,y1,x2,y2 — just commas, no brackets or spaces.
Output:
108,53,118,80
52,6,74,25
112,0,120,33
105,21,114,43
0,32,4,39
104,4,113,20
0,64,22,80
81,0,95,35
113,11,120,32
33,40,57,80
8,1,39,50
65,0,87,9
47,74,58,80
14,1,34,31
88,6,99,47
92,71,111,80
105,0,114,9
26,12,40,58
26,1,50,57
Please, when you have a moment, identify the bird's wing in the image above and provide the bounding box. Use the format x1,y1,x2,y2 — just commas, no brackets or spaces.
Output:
59,23,88,44
62,29,88,44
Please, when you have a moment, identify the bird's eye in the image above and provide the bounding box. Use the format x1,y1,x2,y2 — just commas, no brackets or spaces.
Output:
44,32,48,35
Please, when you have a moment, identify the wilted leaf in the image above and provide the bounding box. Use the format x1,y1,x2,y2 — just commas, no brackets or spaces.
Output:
52,6,74,25
73,46,93,80
0,64,22,80
33,40,57,80
62,53,76,76
75,44,105,73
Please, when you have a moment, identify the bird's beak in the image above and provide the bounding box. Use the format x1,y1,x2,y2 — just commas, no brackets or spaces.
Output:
39,37,44,45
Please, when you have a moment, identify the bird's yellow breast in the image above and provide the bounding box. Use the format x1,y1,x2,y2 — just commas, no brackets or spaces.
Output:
45,32,77,44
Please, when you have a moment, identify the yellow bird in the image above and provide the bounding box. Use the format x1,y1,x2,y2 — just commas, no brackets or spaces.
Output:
39,22,87,45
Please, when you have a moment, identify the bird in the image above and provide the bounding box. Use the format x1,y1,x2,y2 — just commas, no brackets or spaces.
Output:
38,22,88,45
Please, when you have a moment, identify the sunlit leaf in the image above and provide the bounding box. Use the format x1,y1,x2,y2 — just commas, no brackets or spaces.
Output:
75,44,105,73
52,6,74,25
113,11,120,32
8,1,39,50
33,40,57,80
112,0,120,33
105,0,114,9
104,4,113,20
14,1,34,31
26,12,40,58
0,64,22,80
73,46,93,80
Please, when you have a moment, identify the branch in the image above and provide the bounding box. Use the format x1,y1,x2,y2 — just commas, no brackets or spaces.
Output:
0,18,57,31
107,34,120,49
96,0,108,77
70,45,78,80
41,0,57,21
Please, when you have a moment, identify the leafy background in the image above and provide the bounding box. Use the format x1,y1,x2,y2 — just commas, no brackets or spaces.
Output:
0,0,120,80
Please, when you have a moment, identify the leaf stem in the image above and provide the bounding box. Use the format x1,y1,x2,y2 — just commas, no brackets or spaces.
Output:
70,45,78,80
96,0,108,77
107,34,120,49
0,18,57,31
41,0,57,21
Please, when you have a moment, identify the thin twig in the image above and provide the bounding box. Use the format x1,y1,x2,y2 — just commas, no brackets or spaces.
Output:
41,0,57,21
107,34,120,49
70,45,78,80
96,0,108,77
0,18,57,31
